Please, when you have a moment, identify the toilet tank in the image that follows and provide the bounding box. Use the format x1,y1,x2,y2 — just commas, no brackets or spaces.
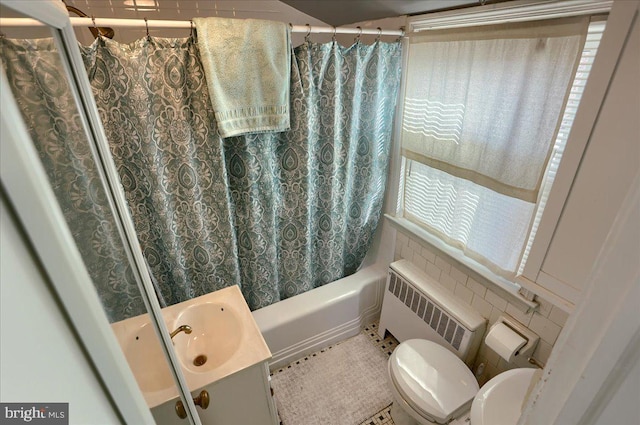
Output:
379,260,486,367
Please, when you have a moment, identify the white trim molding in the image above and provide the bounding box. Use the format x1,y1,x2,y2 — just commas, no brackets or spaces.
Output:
516,275,575,314
409,0,612,32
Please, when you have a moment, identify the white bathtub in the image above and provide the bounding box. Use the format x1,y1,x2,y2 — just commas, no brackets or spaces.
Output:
252,264,388,370
251,221,396,370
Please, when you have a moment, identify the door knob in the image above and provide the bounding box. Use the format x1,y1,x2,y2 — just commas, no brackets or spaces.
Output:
175,390,210,419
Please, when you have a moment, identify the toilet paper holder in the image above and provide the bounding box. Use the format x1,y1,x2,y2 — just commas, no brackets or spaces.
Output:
491,315,540,367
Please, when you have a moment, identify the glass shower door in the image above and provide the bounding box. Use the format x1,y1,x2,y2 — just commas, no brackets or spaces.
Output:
0,2,201,423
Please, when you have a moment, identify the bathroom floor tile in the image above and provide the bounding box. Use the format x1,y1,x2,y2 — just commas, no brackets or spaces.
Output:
272,322,399,425
360,322,398,424
358,404,394,425
364,322,399,357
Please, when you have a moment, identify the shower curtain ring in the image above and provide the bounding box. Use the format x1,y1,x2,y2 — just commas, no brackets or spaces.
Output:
305,24,311,44
376,27,382,42
332,26,337,43
190,20,195,38
355,26,362,43
91,15,101,39
144,17,150,41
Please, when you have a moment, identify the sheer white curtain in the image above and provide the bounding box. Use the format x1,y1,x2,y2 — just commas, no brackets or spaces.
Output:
399,17,590,277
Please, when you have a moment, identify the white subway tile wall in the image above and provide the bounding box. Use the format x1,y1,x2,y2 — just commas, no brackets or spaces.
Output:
394,231,564,384
439,273,458,293
548,305,569,327
528,313,562,345
454,282,474,304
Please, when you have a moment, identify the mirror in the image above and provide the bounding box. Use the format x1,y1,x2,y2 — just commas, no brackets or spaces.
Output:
0,3,200,423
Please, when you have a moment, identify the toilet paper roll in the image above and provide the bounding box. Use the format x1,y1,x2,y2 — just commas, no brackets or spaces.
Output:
485,322,527,362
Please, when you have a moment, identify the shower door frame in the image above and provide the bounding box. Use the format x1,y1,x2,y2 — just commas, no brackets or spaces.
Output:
0,1,201,423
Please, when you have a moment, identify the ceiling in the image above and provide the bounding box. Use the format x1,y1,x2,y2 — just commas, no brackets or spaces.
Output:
60,0,487,45
61,0,330,44
3,0,493,45
280,0,482,26
63,1,489,27
63,1,328,23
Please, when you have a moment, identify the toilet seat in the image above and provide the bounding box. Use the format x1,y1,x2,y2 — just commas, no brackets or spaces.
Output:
389,339,479,424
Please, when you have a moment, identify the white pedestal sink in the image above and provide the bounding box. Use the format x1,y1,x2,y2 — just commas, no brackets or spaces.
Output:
470,367,541,425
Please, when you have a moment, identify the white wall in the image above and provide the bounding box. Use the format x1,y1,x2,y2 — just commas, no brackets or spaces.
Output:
594,355,640,425
334,15,408,46
0,197,122,425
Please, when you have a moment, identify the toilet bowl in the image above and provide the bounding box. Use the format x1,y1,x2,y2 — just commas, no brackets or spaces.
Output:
387,339,537,425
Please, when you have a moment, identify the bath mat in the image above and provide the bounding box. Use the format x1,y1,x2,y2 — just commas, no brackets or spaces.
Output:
270,333,393,425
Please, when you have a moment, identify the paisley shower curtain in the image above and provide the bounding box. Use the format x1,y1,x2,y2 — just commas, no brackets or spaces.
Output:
82,37,242,312
1,38,147,321
2,34,401,321
225,41,403,307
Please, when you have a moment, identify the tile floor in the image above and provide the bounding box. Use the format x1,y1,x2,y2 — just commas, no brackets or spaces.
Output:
273,322,400,425
358,406,394,425
358,323,398,425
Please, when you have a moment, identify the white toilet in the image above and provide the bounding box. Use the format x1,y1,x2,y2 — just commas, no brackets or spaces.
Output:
387,339,539,425
379,261,541,425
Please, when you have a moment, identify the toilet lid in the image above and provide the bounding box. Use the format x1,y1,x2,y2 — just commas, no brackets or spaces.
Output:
389,339,479,424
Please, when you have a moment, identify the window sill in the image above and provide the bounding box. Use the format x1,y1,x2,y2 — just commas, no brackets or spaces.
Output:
384,214,539,312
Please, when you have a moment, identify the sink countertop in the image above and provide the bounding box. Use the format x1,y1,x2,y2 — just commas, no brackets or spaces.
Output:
111,285,272,408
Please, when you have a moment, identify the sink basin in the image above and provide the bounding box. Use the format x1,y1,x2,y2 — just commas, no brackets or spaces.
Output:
111,285,272,408
122,322,175,393
470,368,540,425
173,301,243,373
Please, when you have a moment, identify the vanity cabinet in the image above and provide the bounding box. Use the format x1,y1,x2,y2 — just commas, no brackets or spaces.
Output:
111,286,278,425
152,360,278,425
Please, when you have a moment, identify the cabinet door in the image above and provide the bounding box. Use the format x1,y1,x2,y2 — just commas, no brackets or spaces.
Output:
153,362,278,425
200,363,277,425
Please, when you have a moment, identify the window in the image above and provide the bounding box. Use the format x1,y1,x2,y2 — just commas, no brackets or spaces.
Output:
396,18,605,283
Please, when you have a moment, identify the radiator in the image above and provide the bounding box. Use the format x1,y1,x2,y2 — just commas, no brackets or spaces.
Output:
378,259,486,367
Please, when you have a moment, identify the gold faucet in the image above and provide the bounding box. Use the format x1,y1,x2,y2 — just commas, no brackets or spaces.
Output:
170,325,192,341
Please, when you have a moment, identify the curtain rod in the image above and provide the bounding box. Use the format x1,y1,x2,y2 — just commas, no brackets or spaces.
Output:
0,17,405,37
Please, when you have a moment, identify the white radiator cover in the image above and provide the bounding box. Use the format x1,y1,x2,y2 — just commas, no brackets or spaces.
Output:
379,260,486,367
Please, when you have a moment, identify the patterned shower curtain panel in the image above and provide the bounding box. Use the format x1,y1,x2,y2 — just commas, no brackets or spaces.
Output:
225,41,403,308
1,35,401,321
81,37,242,317
1,38,148,321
